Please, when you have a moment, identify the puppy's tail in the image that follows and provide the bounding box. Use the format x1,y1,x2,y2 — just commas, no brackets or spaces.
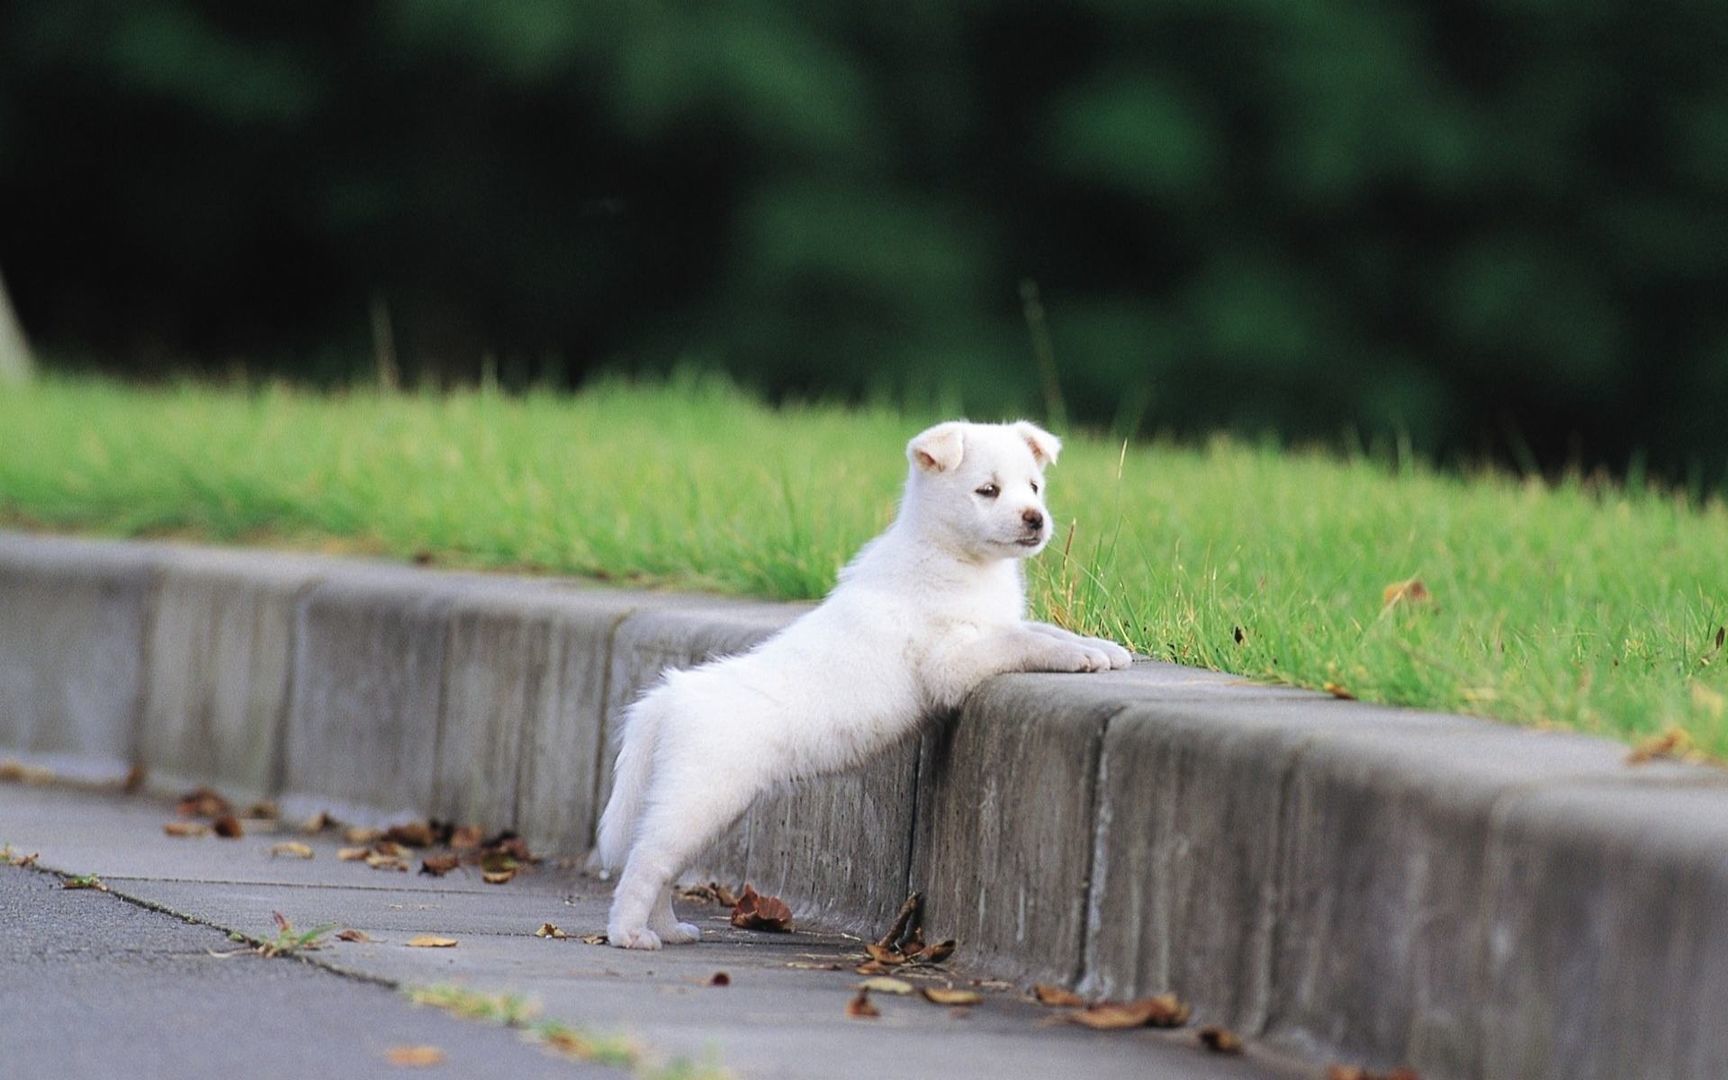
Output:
595,683,670,871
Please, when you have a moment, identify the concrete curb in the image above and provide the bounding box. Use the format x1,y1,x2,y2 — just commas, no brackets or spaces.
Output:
1,529,1724,1079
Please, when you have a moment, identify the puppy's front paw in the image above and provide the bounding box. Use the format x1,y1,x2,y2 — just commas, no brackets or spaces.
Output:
1043,642,1108,673
608,926,663,950
1088,638,1133,669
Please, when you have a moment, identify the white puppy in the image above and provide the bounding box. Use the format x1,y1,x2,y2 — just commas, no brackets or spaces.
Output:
596,419,1133,949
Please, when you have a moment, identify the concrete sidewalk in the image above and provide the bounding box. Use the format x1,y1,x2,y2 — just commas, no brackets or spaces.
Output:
0,781,1306,1080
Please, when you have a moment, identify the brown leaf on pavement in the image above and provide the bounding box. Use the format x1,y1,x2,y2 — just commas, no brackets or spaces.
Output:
1322,682,1357,700
176,787,232,819
405,935,458,948
481,869,515,885
365,852,409,872
418,853,460,877
342,825,383,845
1033,983,1087,1007
708,972,731,987
1199,1026,1243,1054
535,923,569,939
163,821,210,838
1065,992,1190,1030
301,811,336,834
448,824,485,850
845,989,880,1019
729,884,793,932
857,976,914,995
577,933,607,945
921,987,982,1006
337,846,370,861
243,801,280,820
336,929,371,943
864,943,907,966
1327,1068,1421,1080
677,881,741,906
212,815,244,839
386,1046,445,1067
919,939,956,964
385,821,436,848
875,892,923,952
269,841,315,859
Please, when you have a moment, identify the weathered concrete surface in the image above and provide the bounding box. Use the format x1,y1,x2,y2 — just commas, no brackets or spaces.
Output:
1479,780,1728,1080
0,533,152,778
282,567,479,821
0,782,1308,1080
141,548,325,800
434,578,649,851
744,734,922,939
910,672,1131,986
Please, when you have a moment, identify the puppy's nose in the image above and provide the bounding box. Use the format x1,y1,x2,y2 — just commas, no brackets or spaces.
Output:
1022,508,1044,530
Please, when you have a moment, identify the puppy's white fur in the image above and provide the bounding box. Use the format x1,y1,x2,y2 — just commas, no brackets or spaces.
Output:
596,420,1132,949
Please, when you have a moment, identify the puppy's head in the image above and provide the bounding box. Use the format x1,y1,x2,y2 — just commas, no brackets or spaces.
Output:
905,420,1062,559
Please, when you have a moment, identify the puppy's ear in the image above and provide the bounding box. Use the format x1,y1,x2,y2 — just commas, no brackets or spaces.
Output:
1013,420,1062,467
907,422,966,473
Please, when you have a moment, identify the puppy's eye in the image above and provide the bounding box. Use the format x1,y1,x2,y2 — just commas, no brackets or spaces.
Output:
975,483,1000,498
1031,481,1040,494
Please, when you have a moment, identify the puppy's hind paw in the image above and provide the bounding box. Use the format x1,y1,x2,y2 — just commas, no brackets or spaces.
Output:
656,921,702,945
607,926,663,951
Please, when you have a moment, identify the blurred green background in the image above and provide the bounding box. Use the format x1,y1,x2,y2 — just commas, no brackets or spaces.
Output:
2,1,1725,485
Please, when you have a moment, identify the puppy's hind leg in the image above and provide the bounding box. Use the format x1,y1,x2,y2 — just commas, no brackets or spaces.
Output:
650,889,702,945
607,768,761,950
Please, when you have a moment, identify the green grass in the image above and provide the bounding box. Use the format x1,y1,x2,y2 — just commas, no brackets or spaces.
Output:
2,374,1726,757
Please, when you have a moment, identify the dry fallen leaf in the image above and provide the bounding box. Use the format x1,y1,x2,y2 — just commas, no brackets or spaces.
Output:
1066,993,1190,1030
864,943,907,966
921,987,982,1006
482,869,516,885
1199,1026,1244,1054
857,976,915,996
789,961,843,971
386,1046,446,1067
578,933,607,945
243,801,280,820
1382,578,1432,607
535,923,569,939
919,939,956,964
365,852,409,872
448,824,485,850
1322,682,1357,701
336,929,371,943
122,764,148,793
212,815,244,839
342,825,383,845
419,853,460,877
7,851,39,868
730,884,794,932
1327,1068,1421,1080
1627,727,1694,765
405,935,458,948
1033,983,1087,1008
176,786,233,819
677,881,741,906
337,846,370,862
270,841,315,860
163,821,210,838
846,989,880,1020
301,811,336,834
386,821,436,848
373,839,405,858
708,972,731,987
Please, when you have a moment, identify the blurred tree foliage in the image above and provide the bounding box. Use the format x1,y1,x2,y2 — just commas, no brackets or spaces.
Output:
1,1,1725,483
